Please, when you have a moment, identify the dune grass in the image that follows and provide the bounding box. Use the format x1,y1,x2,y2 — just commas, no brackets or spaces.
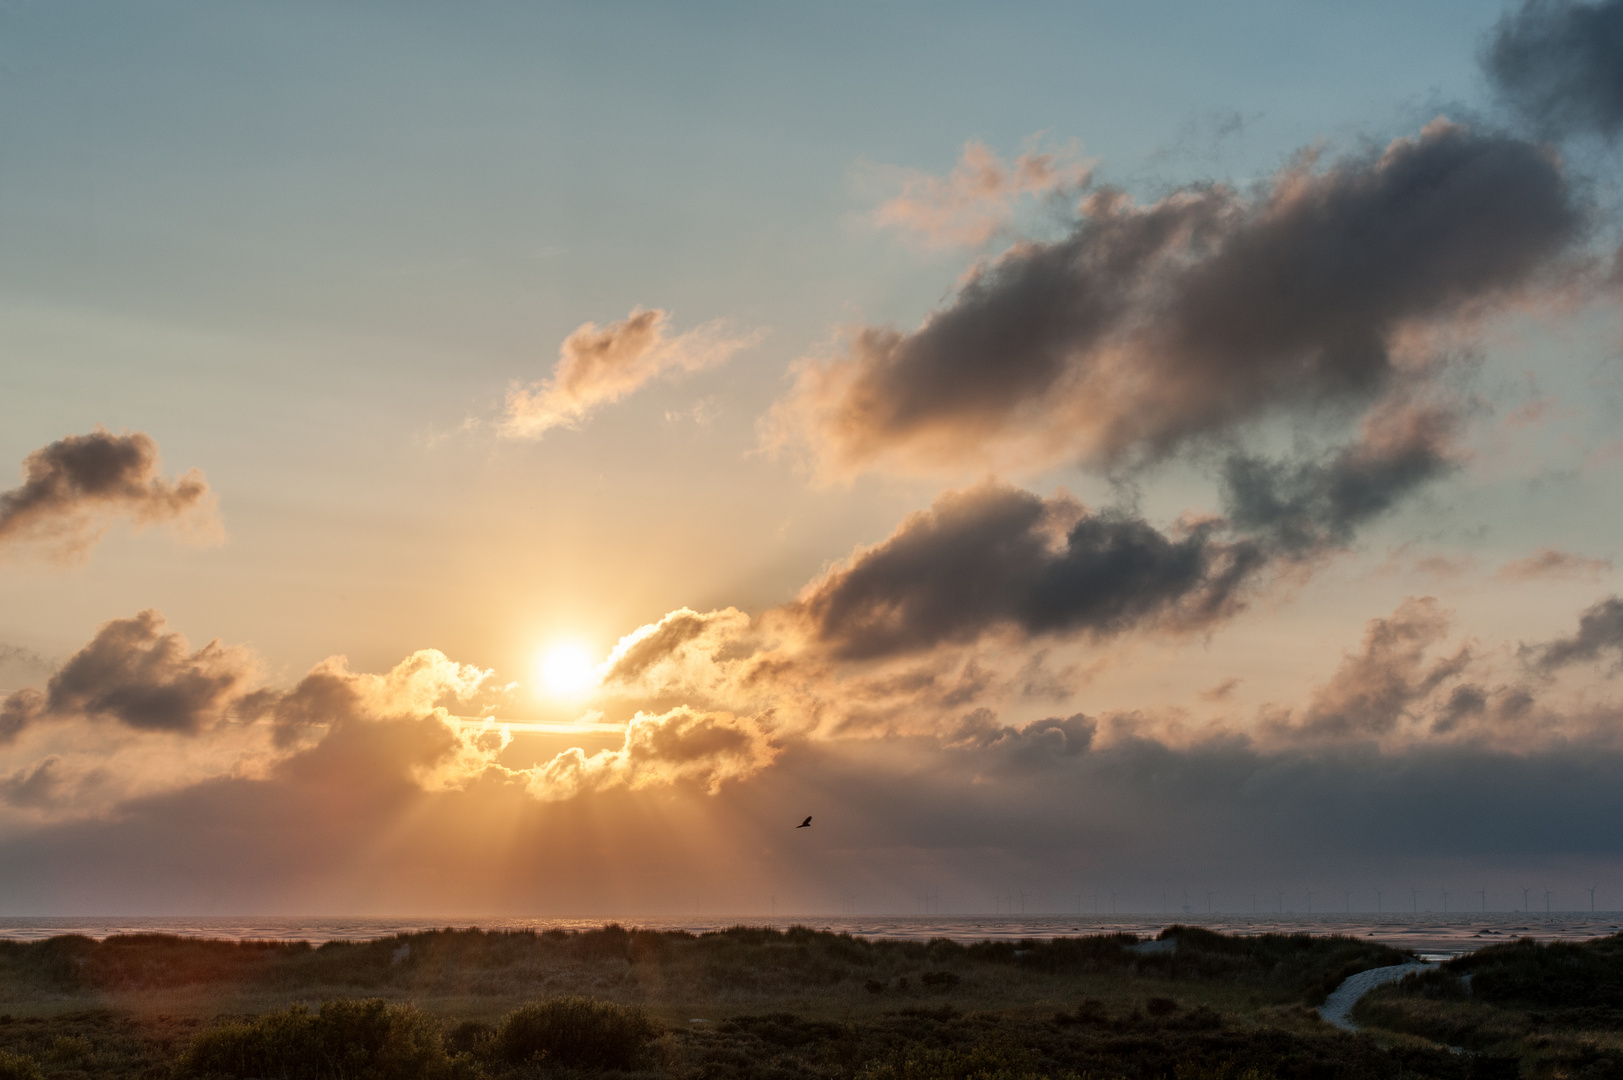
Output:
1354,932,1623,1077
0,924,1527,1079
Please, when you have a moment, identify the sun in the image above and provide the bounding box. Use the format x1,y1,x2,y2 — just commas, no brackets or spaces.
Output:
535,643,599,699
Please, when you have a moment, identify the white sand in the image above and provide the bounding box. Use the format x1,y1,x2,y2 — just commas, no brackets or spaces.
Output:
1317,961,1433,1031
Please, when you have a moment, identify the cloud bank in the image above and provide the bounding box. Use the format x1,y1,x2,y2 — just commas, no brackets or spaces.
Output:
503,308,761,438
0,429,217,561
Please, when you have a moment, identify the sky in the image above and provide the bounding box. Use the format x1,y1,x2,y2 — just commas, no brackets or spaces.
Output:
4,0,1623,917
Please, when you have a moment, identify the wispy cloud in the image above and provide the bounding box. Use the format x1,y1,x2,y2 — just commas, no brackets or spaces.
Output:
871,136,1092,248
1495,546,1613,581
502,308,762,438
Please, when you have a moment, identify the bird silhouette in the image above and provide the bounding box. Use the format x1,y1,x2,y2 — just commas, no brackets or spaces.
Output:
796,816,812,828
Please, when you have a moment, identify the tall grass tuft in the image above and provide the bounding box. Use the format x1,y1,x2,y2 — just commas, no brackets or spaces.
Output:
496,995,657,1069
0,1052,40,1080
176,997,476,1079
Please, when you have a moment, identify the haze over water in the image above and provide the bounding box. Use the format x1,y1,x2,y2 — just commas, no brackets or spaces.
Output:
2,914,1616,959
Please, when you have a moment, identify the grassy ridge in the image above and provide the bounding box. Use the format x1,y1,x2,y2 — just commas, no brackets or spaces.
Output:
0,924,1521,1080
1355,932,1623,1077
0,923,1407,1004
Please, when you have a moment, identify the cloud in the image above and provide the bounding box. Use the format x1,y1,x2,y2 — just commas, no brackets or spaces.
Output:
0,756,64,809
769,120,1585,479
872,137,1093,248
1200,678,1242,703
502,308,761,438
1292,597,1471,739
945,708,1096,765
1485,0,1623,139
1220,395,1461,553
0,610,258,740
600,607,750,687
1495,546,1613,581
1526,595,1623,672
527,706,778,800
0,429,218,561
789,483,1264,661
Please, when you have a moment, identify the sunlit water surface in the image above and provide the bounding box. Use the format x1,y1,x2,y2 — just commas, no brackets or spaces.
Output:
0,914,1618,958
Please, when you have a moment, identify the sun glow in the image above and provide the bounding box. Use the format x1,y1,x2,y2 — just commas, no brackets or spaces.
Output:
536,643,599,699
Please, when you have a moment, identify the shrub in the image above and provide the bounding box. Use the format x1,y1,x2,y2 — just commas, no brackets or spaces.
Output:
444,1020,495,1058
497,996,657,1069
177,997,475,1079
920,971,960,989
47,1035,92,1064
0,1052,40,1080
857,1043,1072,1080
1146,996,1179,1017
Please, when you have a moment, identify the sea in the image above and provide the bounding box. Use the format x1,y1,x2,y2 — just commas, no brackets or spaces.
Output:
0,914,1616,960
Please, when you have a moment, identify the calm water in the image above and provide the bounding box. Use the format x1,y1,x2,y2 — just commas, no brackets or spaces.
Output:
0,913,1617,958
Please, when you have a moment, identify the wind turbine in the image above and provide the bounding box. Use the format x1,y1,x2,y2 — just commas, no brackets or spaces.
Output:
1344,889,1353,914
1206,890,1215,914
1375,887,1384,913
1522,886,1532,912
1276,889,1284,914
1442,890,1450,914
1478,888,1487,913
1588,885,1598,912
1305,890,1313,915
1410,886,1420,913
1545,888,1553,914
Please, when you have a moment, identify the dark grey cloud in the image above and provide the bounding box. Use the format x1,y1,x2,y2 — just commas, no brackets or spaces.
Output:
1486,0,1623,139
791,483,1265,661
1526,595,1623,672
787,440,1461,663
1221,402,1459,553
779,121,1585,476
0,610,257,741
0,429,215,560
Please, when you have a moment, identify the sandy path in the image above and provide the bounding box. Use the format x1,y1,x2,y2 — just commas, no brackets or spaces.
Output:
1317,961,1433,1031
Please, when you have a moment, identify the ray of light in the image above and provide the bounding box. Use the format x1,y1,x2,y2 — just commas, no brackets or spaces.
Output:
448,715,626,735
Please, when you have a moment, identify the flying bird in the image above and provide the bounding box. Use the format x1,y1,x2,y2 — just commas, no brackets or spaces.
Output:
796,816,812,828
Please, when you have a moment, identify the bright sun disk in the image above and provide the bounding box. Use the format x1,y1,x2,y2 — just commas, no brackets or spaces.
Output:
536,643,598,699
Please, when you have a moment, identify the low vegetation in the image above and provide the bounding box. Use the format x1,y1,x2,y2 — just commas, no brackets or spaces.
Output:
1355,931,1623,1078
0,924,1586,1078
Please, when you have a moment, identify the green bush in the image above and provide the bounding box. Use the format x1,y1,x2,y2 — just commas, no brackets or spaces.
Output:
0,1052,40,1080
496,995,657,1069
177,997,477,1079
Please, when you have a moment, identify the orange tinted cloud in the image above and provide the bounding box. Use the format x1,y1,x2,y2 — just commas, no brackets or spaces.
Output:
1495,546,1613,581
502,308,762,438
872,137,1093,248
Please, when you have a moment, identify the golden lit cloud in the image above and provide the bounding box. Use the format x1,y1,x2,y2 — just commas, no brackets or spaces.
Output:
501,308,763,438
